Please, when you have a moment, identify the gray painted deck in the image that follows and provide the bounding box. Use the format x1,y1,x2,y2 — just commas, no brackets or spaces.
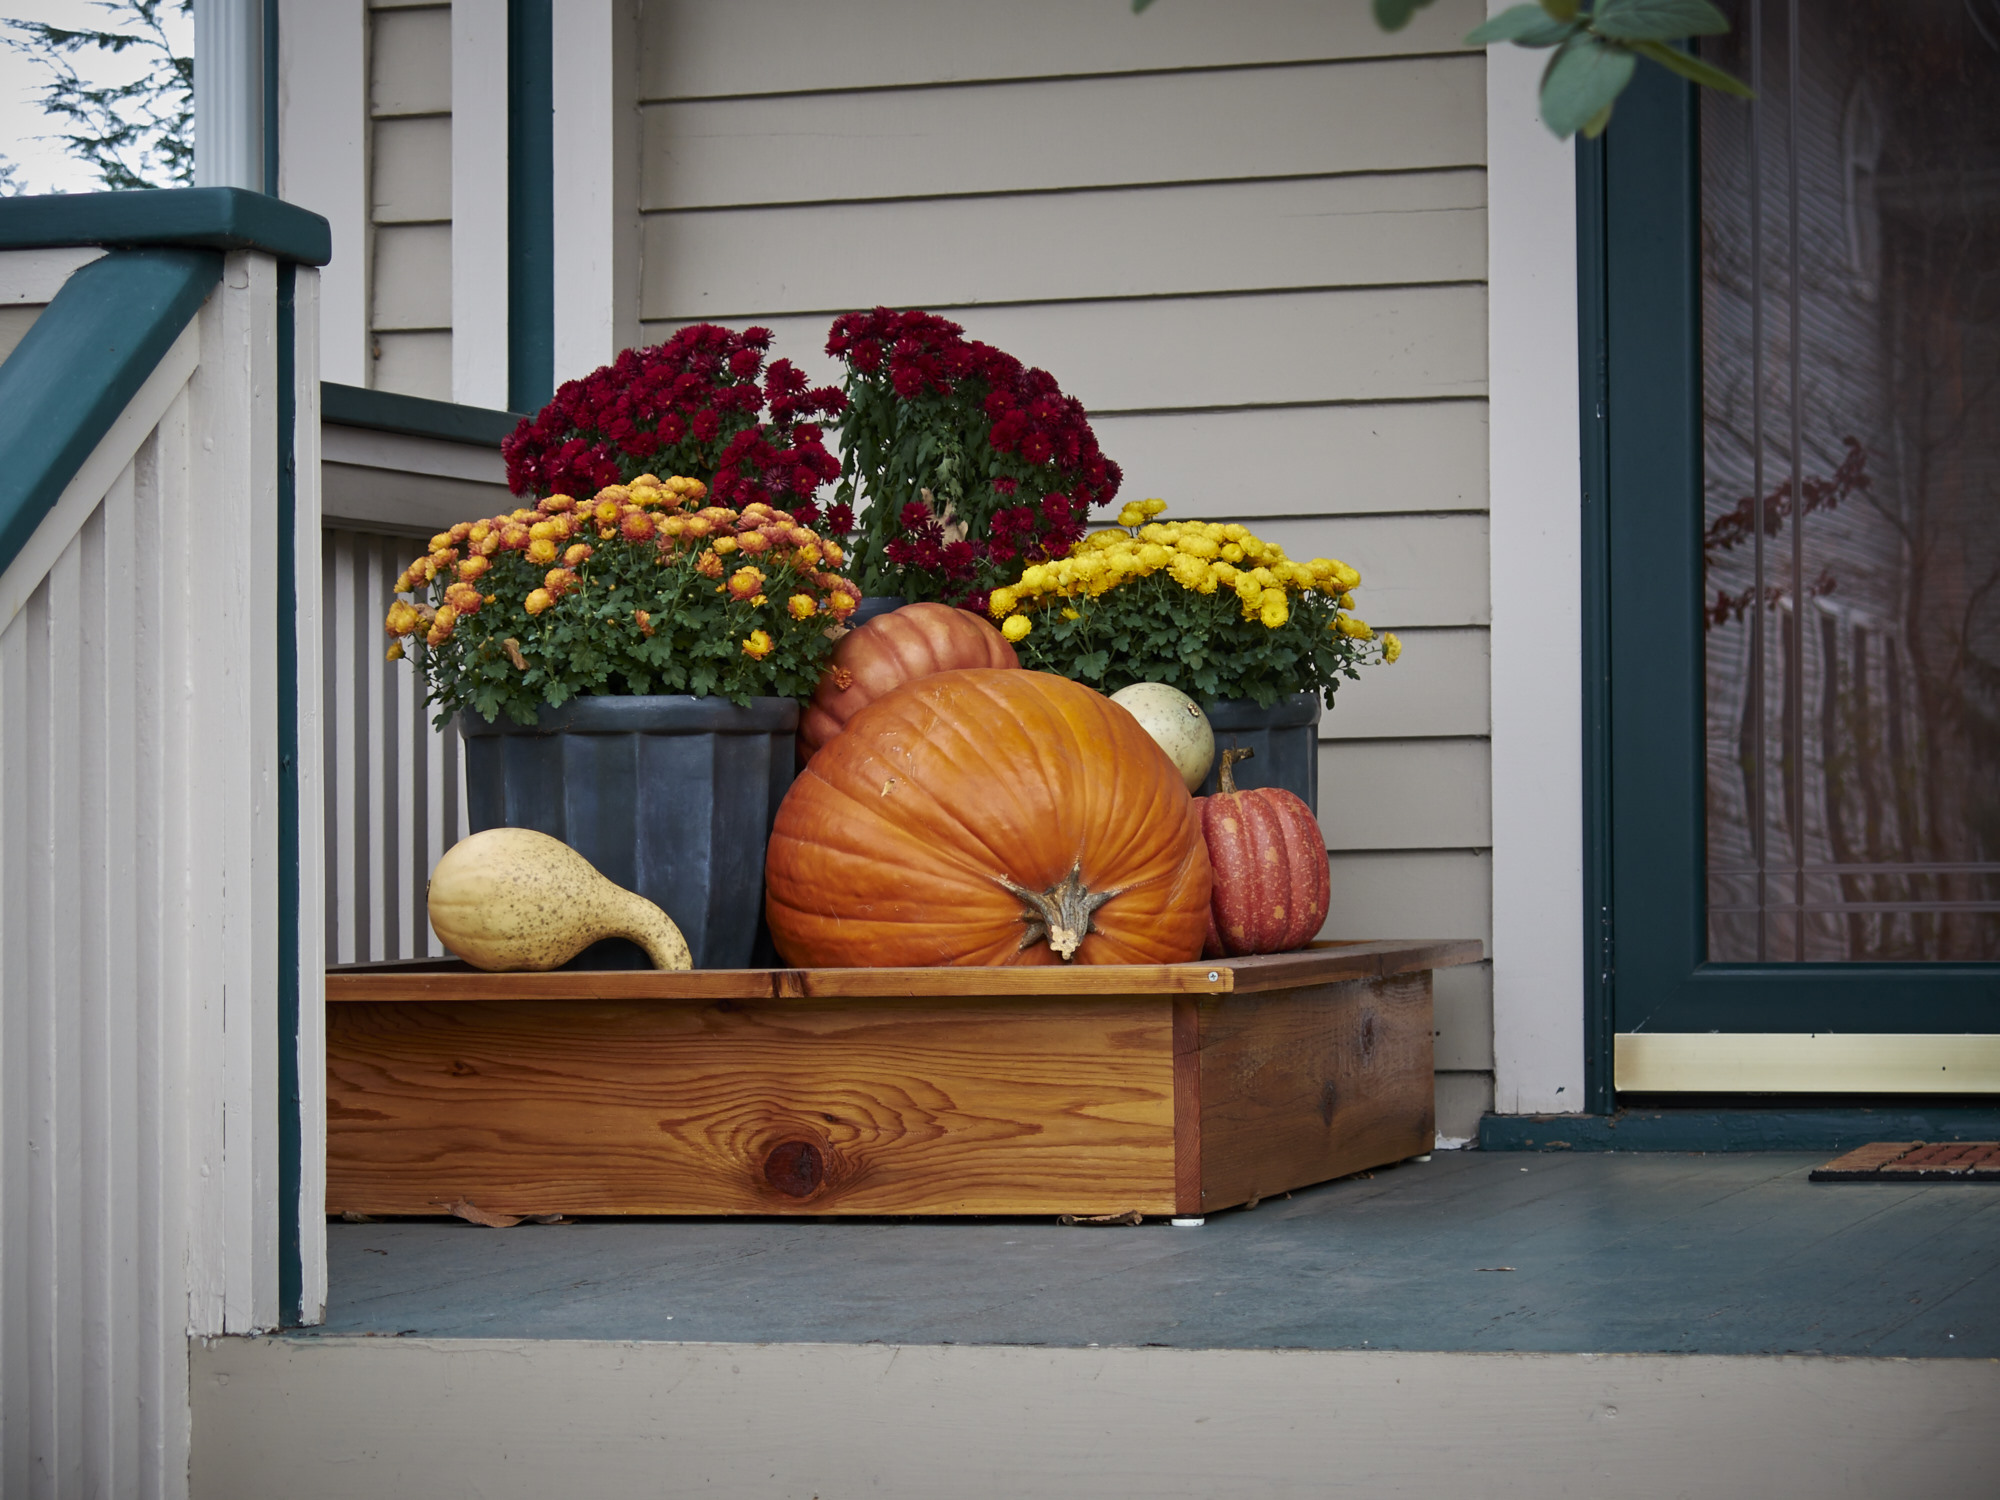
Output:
310,1152,1999,1356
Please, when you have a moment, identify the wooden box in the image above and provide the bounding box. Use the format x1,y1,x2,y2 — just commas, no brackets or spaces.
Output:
325,939,1478,1220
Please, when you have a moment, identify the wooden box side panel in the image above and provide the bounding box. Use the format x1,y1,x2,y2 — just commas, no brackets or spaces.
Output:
327,996,1179,1217
1191,971,1434,1214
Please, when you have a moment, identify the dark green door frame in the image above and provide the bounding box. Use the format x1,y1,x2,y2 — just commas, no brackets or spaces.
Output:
1579,65,1999,1093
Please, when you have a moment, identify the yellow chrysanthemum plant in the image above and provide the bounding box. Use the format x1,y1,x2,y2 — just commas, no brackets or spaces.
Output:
986,499,1401,708
384,474,862,727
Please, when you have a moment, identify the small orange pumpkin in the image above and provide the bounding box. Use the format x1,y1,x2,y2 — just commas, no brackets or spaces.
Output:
798,602,1018,764
767,669,1212,966
1198,748,1329,957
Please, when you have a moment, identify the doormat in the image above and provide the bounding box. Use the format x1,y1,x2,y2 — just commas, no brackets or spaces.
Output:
1810,1142,2000,1182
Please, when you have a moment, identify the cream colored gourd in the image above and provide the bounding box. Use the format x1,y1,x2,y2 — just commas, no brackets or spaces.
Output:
427,827,692,971
1109,682,1215,794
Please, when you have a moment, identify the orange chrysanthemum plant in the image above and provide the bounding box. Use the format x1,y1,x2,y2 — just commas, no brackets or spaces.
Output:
384,474,862,726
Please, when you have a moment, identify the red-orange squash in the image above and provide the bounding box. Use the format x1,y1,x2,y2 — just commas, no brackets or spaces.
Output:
766,669,1212,966
1197,748,1329,957
798,602,1018,764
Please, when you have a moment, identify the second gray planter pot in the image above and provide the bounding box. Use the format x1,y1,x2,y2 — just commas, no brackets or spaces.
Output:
1198,691,1320,815
459,694,799,969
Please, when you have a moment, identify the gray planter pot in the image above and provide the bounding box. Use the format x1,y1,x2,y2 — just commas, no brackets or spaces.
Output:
459,695,799,969
850,595,905,626
1198,692,1320,815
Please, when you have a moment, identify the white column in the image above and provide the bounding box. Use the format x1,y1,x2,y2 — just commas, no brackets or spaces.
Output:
277,0,370,387
453,0,512,409
549,0,639,385
195,0,264,190
1486,20,1585,1115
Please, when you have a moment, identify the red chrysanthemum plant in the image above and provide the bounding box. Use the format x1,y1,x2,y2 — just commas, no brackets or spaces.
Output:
501,322,848,520
822,307,1122,611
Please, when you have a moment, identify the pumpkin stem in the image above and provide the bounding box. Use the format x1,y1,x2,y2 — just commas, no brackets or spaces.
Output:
993,860,1127,962
1218,746,1255,796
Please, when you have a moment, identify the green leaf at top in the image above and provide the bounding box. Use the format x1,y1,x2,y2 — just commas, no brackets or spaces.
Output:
1591,0,1732,42
1467,4,1580,47
1372,0,1438,33
1131,0,1155,11
1539,34,1639,139
1631,38,1756,98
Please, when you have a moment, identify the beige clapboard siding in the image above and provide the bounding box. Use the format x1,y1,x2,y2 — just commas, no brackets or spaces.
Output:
646,170,1487,321
640,56,1486,211
643,285,1487,413
1318,737,1491,850
372,223,451,329
371,116,452,222
1246,513,1489,627
640,0,1486,99
372,331,453,400
369,4,451,116
0,305,39,365
1318,627,1488,739
1433,963,1495,1072
1322,849,1492,950
1095,403,1488,517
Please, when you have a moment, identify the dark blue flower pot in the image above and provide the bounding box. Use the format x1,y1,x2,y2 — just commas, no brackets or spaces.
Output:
850,595,905,626
459,695,799,969
1198,692,1320,815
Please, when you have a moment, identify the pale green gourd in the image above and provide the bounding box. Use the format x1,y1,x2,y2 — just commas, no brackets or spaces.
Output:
427,827,692,971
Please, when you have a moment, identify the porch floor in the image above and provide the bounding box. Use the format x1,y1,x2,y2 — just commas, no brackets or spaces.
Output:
309,1151,1999,1356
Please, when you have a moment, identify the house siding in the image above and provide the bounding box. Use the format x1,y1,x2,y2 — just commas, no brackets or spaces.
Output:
633,0,1495,1132
368,0,453,398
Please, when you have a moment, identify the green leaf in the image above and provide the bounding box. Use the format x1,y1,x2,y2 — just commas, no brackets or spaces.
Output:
1540,0,1581,19
1466,4,1578,47
1131,0,1155,11
1630,38,1756,98
1372,0,1436,33
1590,0,1731,42
1539,34,1638,139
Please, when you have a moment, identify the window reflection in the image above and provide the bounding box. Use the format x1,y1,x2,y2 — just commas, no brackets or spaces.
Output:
1702,0,2000,961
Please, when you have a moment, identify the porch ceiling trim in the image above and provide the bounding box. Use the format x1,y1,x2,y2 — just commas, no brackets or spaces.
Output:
1616,1033,2000,1094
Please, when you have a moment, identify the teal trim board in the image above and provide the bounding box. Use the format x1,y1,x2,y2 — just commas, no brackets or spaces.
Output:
322,382,522,449
1592,67,1998,1036
277,263,303,1326
0,248,220,574
0,187,329,266
508,0,555,414
1576,130,1613,1113
1481,1106,2000,1153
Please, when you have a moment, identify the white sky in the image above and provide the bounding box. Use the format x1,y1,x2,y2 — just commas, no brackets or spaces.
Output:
1,1,194,195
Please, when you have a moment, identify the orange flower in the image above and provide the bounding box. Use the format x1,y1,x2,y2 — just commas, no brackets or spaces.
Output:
448,522,472,544
444,581,483,614
633,609,653,635
695,548,724,578
713,535,739,555
384,600,421,637
727,566,766,601
787,593,817,620
823,541,845,566
457,554,490,582
826,588,859,620
527,538,558,565
528,520,560,542
425,604,458,645
620,511,655,542
537,494,576,514
791,542,823,569
741,629,774,660
595,498,621,524
524,588,554,615
429,532,452,551
563,542,592,567
543,567,579,597
595,485,632,508
385,641,405,661
736,530,771,555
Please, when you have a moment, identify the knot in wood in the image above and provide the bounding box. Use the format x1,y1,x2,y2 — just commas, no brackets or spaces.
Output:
763,1139,826,1198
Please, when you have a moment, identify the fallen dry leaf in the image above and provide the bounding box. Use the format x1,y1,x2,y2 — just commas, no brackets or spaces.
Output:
1058,1210,1145,1227
433,1197,523,1228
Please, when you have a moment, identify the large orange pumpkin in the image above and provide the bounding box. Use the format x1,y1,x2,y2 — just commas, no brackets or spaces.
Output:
766,669,1212,966
798,602,1018,764
1197,748,1330,957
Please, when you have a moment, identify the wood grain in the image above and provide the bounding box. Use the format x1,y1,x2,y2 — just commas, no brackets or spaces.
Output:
328,995,1180,1217
1192,972,1435,1213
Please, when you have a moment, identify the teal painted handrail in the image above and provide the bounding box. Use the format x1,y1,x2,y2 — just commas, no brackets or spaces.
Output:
0,247,221,574
322,382,523,449
0,186,330,266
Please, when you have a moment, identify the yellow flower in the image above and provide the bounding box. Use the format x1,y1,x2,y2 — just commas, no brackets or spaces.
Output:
429,532,452,551
385,641,405,661
727,565,766,601
526,538,558,565
1337,616,1374,640
988,587,1019,616
1141,498,1168,518
1061,607,1080,620
1176,533,1219,559
788,593,817,620
713,534,739,555
1193,569,1219,595
1234,574,1262,604
1221,524,1248,542
1116,503,1149,528
595,498,621,524
1259,595,1289,630
524,588,554,615
1332,563,1361,592
528,520,560,542
741,629,774,660
1382,631,1403,663
384,600,421,637
1136,543,1172,572
1338,590,1356,610
1219,543,1244,563
1001,614,1031,643
458,554,491,583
